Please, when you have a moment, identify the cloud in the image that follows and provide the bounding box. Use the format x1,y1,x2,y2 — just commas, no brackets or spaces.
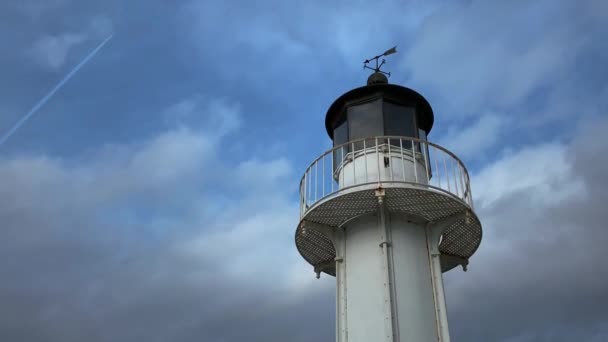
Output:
178,0,439,85
471,142,585,209
12,0,68,18
437,113,508,160
89,15,114,38
401,1,596,116
444,117,608,341
27,14,114,71
29,33,88,70
163,96,242,139
0,95,334,341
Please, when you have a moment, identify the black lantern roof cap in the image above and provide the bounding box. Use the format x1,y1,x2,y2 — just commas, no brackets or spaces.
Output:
324,82,435,139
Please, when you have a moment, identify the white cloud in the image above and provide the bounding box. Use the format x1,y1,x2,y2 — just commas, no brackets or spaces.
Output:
27,15,114,71
471,141,586,209
0,94,308,298
13,0,68,18
178,203,300,284
101,127,214,193
30,33,88,70
402,1,589,115
233,158,292,189
163,96,241,138
89,15,114,38
438,113,508,159
444,117,608,340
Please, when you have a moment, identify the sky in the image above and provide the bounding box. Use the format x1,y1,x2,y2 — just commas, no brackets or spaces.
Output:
0,0,607,341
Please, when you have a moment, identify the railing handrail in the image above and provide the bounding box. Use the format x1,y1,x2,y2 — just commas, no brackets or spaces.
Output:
299,136,474,218
299,136,470,187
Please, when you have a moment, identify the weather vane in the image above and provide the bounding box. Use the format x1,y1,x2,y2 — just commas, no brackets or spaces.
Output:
363,46,397,77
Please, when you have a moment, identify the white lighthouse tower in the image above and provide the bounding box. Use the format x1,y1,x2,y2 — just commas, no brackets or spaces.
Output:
295,48,482,342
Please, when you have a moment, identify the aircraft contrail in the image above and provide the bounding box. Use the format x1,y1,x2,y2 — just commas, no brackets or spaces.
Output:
0,34,114,147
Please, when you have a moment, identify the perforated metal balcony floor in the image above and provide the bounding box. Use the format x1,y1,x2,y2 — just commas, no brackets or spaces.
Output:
295,182,482,276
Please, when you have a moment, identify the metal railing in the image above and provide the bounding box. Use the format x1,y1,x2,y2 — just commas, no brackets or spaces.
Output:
300,136,473,218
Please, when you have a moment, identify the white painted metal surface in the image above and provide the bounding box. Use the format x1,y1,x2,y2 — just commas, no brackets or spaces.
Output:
330,197,460,341
295,135,482,342
300,136,473,218
337,148,429,188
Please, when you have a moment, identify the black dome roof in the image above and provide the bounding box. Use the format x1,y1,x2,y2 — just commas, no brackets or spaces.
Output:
324,83,435,139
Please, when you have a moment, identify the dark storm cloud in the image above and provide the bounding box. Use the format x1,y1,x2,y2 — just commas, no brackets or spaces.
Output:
445,118,608,341
0,220,335,342
0,100,333,341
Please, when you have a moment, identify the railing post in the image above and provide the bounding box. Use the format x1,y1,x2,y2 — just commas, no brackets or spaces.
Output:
300,138,474,218
422,141,430,184
331,149,334,192
364,139,368,183
352,142,356,186
388,138,393,181
467,175,474,209
304,171,308,208
376,137,380,184
451,158,458,198
322,154,325,198
458,164,466,203
435,152,441,188
315,160,318,202
341,145,345,189
399,138,405,182
412,138,418,183
443,157,450,193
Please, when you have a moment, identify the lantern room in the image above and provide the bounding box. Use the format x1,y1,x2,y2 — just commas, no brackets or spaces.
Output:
325,73,435,148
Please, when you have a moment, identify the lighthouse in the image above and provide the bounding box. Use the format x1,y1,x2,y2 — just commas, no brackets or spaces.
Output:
295,48,482,342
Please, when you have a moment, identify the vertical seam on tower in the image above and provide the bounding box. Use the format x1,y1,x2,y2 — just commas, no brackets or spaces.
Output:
377,192,395,342
335,226,348,342
343,227,348,342
335,228,340,342
425,224,442,341
386,212,400,341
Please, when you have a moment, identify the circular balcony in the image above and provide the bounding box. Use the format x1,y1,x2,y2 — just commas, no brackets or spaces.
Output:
295,136,482,275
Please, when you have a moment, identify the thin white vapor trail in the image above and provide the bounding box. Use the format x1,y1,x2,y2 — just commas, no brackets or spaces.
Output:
0,34,114,147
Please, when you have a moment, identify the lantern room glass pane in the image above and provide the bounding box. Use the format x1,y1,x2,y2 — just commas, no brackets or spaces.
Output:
333,120,349,172
333,120,348,146
384,102,416,137
384,102,416,148
347,99,384,141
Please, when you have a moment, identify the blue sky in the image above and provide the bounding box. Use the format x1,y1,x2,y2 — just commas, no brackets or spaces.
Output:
1,0,607,341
